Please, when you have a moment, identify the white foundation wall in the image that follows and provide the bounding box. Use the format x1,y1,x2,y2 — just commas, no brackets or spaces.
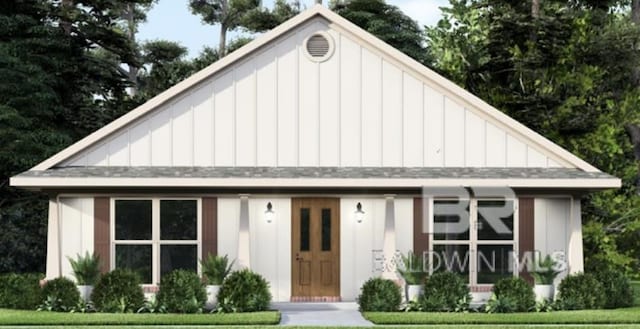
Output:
534,197,583,285
49,198,94,280
217,197,292,302
340,197,413,301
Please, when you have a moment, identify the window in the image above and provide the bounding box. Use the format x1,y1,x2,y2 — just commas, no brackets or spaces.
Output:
431,199,517,285
113,198,200,284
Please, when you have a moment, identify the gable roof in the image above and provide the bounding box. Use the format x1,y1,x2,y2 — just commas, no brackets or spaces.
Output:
28,5,600,173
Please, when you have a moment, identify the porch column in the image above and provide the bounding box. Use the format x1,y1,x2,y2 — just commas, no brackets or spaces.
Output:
567,197,584,274
46,197,60,279
237,194,251,269
381,194,397,280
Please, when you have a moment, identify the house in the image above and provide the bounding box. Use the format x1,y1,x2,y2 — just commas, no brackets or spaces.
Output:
10,5,620,303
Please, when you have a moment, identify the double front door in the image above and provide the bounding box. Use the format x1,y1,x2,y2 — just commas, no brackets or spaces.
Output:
291,198,340,297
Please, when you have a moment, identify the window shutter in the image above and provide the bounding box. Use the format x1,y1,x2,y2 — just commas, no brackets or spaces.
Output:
94,197,110,274
518,197,535,284
413,198,430,255
202,197,218,259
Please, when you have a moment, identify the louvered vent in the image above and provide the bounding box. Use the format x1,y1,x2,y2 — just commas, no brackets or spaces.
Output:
306,34,332,60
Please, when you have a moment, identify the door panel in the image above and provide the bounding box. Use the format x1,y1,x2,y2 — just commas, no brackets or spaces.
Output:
292,198,340,297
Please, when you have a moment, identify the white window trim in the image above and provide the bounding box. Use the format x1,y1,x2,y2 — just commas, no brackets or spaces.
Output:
429,197,519,286
110,197,202,285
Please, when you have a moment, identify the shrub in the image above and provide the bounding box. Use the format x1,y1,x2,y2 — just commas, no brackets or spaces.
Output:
68,252,101,285
217,269,271,313
420,271,471,312
492,277,535,312
200,254,234,285
594,269,633,309
0,273,42,310
531,255,561,285
157,270,206,313
484,293,517,313
557,273,605,310
397,251,428,285
39,277,80,311
357,277,402,312
91,269,145,313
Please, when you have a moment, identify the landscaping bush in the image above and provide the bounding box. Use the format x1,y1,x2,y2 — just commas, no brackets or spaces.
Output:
0,273,42,310
594,269,633,309
217,269,271,313
557,273,605,310
492,277,535,312
91,269,145,313
357,277,402,312
68,252,101,285
39,277,80,311
420,271,471,312
200,254,234,285
157,269,206,313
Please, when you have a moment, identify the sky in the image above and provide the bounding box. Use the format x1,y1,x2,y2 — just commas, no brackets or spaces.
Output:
137,0,450,58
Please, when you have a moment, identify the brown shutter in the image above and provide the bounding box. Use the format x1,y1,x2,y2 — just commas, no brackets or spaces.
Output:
202,197,218,260
413,198,430,255
518,197,535,284
94,197,110,274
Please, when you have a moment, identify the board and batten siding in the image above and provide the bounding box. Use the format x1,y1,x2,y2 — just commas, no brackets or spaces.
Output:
62,18,564,169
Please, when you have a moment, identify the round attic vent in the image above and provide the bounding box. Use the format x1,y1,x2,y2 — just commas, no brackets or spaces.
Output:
304,32,334,62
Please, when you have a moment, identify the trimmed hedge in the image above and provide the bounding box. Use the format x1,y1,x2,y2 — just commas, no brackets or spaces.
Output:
157,270,206,313
557,273,605,310
492,277,535,312
357,277,402,312
594,269,633,309
217,269,271,313
0,273,42,310
40,277,80,311
420,271,470,312
91,269,145,313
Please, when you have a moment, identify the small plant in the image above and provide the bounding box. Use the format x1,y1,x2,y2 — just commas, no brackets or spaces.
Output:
531,255,561,285
91,269,145,313
484,293,517,313
200,254,234,285
39,277,80,312
397,251,428,285
156,269,206,313
0,273,42,310
217,269,271,313
593,268,633,309
557,273,605,310
357,277,402,312
71,299,96,313
420,271,471,312
137,295,167,314
535,298,556,312
67,252,101,285
492,277,535,312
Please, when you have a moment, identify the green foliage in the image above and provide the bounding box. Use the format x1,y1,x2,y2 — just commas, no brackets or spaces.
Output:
67,253,101,285
39,277,80,312
531,255,562,285
593,269,633,309
156,270,206,313
492,277,535,312
420,271,471,312
397,251,428,285
557,273,605,310
0,273,42,310
91,269,145,313
200,254,235,285
240,0,301,32
217,269,271,313
484,293,517,313
357,277,402,312
137,295,167,314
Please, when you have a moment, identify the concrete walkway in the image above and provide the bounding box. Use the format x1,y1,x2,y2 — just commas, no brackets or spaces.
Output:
272,302,374,326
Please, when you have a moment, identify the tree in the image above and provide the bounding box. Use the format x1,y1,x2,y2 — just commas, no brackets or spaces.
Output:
240,0,301,33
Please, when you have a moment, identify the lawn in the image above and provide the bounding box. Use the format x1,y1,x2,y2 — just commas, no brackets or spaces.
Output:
0,309,280,326
364,307,640,325
633,280,640,306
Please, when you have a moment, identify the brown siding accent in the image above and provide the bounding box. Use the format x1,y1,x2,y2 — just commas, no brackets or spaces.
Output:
94,197,110,274
519,197,535,284
202,197,218,260
413,198,430,255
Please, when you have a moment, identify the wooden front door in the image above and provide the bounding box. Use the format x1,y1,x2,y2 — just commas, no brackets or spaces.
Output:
291,198,340,298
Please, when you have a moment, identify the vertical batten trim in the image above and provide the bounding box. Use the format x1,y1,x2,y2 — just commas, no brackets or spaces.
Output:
317,60,321,165
337,34,342,166
441,95,446,166
463,107,467,166
211,87,216,166
94,197,110,274
295,32,300,166
358,45,363,166
422,83,426,166
232,69,237,166
275,44,280,166
255,64,259,166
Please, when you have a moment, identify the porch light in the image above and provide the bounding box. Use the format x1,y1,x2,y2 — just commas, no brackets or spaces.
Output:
265,202,275,223
355,202,365,223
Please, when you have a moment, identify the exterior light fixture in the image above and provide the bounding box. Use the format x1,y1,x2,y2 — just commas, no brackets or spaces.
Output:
265,202,275,223
355,202,365,223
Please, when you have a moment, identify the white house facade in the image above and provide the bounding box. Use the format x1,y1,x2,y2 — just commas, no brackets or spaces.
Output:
11,5,619,303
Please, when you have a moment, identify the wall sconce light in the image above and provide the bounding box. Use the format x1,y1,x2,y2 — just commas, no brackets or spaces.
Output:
354,202,365,223
265,202,275,223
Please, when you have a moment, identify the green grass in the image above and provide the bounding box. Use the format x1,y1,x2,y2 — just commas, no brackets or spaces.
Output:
0,309,280,326
0,327,637,329
364,307,640,325
632,280,640,306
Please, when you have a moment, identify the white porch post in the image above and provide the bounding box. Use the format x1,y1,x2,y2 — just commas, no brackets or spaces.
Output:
46,197,60,279
381,195,397,280
237,194,251,269
567,197,584,274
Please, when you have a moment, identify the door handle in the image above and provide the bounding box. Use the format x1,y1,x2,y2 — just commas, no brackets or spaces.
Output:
295,253,304,261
